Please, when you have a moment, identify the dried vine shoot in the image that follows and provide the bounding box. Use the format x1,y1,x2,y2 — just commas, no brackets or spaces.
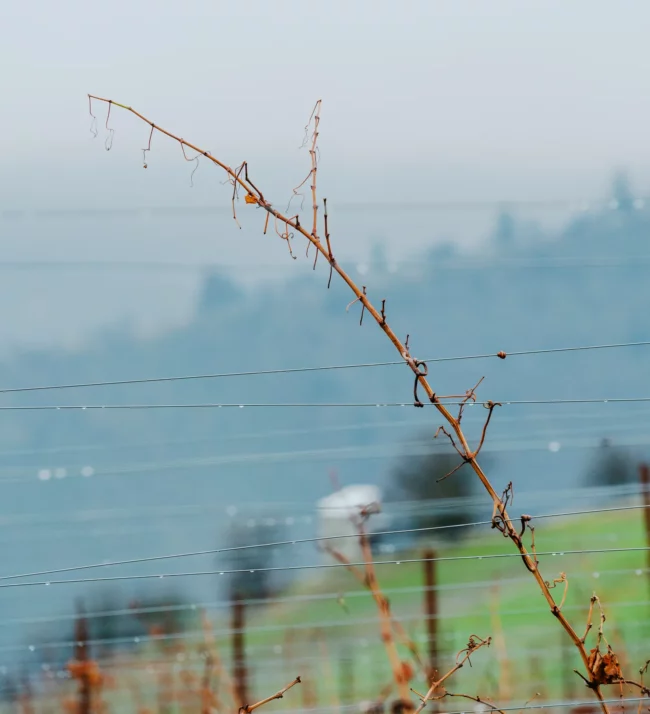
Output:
238,677,301,714
87,94,648,714
323,503,424,702
410,636,493,714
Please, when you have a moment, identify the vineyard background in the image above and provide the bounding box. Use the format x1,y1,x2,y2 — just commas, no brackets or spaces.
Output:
0,177,649,712
2,1,650,712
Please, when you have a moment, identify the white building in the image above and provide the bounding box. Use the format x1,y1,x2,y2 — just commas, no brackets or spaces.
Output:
316,484,386,563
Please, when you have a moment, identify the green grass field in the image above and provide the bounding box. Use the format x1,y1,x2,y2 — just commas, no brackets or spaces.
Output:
225,505,650,705
105,505,649,711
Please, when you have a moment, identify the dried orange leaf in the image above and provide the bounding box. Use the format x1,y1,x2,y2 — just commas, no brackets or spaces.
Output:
400,660,415,682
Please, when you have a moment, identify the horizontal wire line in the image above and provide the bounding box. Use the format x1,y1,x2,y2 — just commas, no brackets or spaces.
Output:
11,600,649,655
4,433,650,487
36,636,650,667
161,701,650,714
2,503,647,584
2,546,649,590
96,634,650,664
2,397,650,410
9,198,648,214
15,606,650,654
3,432,650,489
1,340,648,395
429,699,650,714
9,257,650,272
1,483,638,525
251,702,650,714
0,407,645,462
7,435,650,488
2,565,644,628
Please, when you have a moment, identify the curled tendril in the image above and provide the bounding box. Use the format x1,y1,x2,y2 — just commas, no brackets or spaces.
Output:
274,217,297,260
142,124,154,168
180,141,201,187
104,101,115,151
88,96,98,139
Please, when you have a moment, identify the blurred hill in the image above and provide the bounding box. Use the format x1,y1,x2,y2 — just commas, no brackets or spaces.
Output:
0,175,649,656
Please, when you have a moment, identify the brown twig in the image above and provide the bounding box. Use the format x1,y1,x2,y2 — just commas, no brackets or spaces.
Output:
545,572,569,611
439,692,506,714
323,197,335,288
238,677,301,714
324,537,416,701
200,609,237,710
636,661,650,714
582,595,598,644
337,502,424,691
67,601,96,714
521,692,543,711
491,483,515,538
474,400,502,456
360,286,367,325
88,95,624,713
290,101,322,241
411,636,492,713
230,162,246,229
457,376,484,423
433,426,465,460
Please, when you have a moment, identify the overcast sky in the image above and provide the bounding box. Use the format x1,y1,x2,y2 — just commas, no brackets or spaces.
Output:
3,0,650,207
1,0,649,349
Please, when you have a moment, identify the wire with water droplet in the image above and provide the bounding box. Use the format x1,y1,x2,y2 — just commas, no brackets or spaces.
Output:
0,502,647,584
0,340,647,395
1,545,648,590
0,397,650,411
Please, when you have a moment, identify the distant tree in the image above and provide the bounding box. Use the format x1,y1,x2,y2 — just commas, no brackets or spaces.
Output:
611,171,635,213
197,270,242,313
26,590,195,671
492,212,516,252
125,590,195,653
385,438,490,541
220,520,287,602
584,438,636,488
426,241,457,264
0,675,19,704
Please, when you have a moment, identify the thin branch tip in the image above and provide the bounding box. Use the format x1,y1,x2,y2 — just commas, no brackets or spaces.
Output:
88,95,631,714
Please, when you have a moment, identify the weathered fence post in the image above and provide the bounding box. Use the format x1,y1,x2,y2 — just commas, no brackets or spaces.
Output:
74,599,91,714
639,463,650,593
423,549,438,683
232,595,248,709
